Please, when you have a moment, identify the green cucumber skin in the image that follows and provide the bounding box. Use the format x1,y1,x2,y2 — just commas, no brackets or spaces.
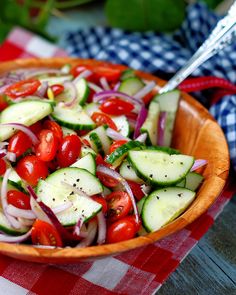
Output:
120,69,136,80
76,78,90,106
89,132,103,154
51,114,96,130
105,141,144,166
118,77,144,96
127,150,194,186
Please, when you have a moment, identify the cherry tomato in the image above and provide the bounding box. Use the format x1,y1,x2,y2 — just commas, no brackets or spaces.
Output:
127,180,145,201
93,66,121,82
46,158,58,172
106,216,137,244
43,120,63,142
29,121,43,135
16,155,48,186
95,154,111,167
96,170,119,188
82,138,91,147
91,112,117,130
109,140,128,154
125,215,141,232
4,79,41,98
50,84,64,96
100,98,134,116
92,195,108,214
126,112,138,121
70,65,94,81
35,129,58,162
7,190,31,210
8,131,32,157
31,219,62,247
0,95,8,111
0,158,6,175
106,191,132,222
57,134,81,168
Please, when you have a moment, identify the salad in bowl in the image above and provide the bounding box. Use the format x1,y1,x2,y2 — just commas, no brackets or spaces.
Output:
0,58,228,262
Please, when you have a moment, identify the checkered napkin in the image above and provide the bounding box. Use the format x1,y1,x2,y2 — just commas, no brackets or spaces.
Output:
65,2,236,171
0,12,235,295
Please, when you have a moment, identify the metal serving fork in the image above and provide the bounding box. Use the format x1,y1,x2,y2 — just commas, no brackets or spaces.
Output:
159,1,236,94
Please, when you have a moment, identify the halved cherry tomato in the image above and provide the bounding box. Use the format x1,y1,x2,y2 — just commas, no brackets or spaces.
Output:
127,180,145,201
96,165,119,188
91,112,117,131
92,195,108,214
93,66,121,83
4,79,41,98
82,138,91,147
126,112,138,121
100,98,134,116
31,219,62,247
106,216,137,244
0,95,8,111
8,131,32,157
109,140,128,154
29,121,43,135
0,158,6,175
106,191,132,222
57,134,81,168
95,154,111,167
16,155,48,186
50,84,64,96
70,65,94,82
35,129,59,162
125,215,141,232
7,190,31,210
43,120,63,142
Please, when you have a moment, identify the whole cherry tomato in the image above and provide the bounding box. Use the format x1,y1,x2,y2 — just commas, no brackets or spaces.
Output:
0,158,6,175
35,129,59,162
106,216,137,244
43,120,63,142
91,112,117,130
16,155,48,186
7,190,31,210
8,131,32,157
127,180,145,201
99,98,134,116
57,134,81,168
31,219,62,247
106,191,132,222
4,79,41,98
50,84,64,96
93,66,121,82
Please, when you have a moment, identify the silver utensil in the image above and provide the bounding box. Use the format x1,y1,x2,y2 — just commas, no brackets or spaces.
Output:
159,1,236,94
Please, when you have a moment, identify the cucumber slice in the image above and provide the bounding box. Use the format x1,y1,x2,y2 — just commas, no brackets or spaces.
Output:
176,178,186,188
185,172,204,191
137,196,146,214
52,104,95,130
36,178,102,226
140,100,160,145
0,100,53,141
61,126,77,136
118,77,144,96
146,146,180,155
71,153,96,175
153,90,180,147
106,140,144,168
127,150,194,185
8,170,22,187
0,178,29,235
112,115,130,137
39,75,73,86
119,160,143,183
121,69,136,81
81,145,97,157
141,187,196,232
84,102,100,117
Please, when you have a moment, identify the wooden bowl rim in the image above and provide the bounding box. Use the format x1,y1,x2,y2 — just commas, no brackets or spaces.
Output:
0,58,230,263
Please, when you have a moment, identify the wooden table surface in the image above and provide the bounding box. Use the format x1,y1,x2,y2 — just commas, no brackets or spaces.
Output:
47,3,236,294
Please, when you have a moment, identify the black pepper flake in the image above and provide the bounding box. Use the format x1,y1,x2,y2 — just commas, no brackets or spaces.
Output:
180,162,183,165
127,165,131,169
165,175,167,178
74,208,78,211
73,183,76,187
82,209,85,213
76,178,80,182
52,198,55,201
70,191,74,195
149,174,153,178
156,196,159,200
80,187,83,190
164,189,167,192
178,193,183,197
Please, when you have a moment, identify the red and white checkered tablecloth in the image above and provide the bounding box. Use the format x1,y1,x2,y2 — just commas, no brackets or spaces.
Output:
0,27,235,295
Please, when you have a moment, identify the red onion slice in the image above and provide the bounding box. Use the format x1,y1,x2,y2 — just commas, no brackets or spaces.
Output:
134,81,156,100
97,165,139,223
6,152,16,162
0,151,7,159
73,216,84,237
191,159,208,171
93,90,143,106
106,127,130,142
133,106,148,139
1,168,23,229
100,77,110,90
30,197,51,224
0,123,39,145
97,212,106,245
7,205,36,219
0,229,32,243
88,82,103,93
60,81,78,107
36,81,48,97
113,82,121,91
135,133,147,143
76,220,98,248
157,111,167,146
73,70,92,84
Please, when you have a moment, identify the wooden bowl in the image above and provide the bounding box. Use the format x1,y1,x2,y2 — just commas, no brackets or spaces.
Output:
0,58,230,264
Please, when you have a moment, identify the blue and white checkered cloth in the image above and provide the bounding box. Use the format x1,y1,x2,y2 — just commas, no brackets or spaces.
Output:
65,2,236,170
